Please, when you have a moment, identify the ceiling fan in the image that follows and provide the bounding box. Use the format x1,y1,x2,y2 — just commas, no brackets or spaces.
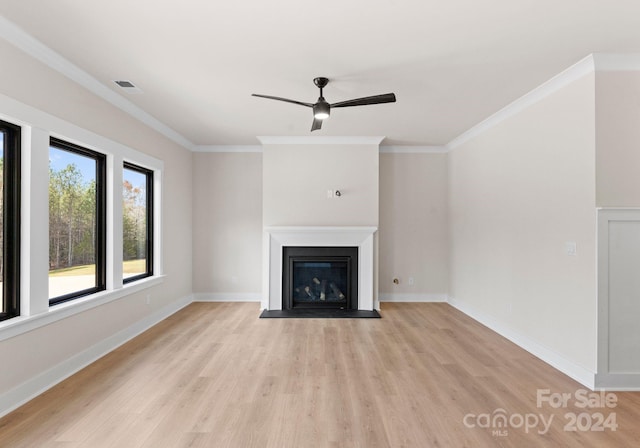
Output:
252,77,396,131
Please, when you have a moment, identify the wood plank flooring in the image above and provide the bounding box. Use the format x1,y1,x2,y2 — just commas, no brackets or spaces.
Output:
1,302,639,447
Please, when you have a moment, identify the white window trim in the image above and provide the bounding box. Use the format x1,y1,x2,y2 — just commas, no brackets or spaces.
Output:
0,92,164,341
0,276,165,342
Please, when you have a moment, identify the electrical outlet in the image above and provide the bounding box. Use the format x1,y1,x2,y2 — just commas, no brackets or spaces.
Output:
327,189,334,199
565,241,577,256
145,294,151,305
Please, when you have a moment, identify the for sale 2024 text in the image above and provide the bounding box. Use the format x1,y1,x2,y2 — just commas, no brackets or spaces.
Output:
537,389,618,432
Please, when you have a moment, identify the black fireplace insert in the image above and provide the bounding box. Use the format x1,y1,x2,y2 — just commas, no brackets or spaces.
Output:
282,246,358,310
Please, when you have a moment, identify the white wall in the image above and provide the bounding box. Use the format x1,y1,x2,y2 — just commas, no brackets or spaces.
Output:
448,72,598,384
0,37,193,410
192,152,262,298
595,71,640,207
262,143,379,227
190,149,451,305
379,153,448,300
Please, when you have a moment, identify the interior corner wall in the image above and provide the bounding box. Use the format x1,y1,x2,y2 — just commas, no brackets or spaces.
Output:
448,72,598,381
192,152,263,297
594,70,640,389
595,71,640,207
379,153,448,300
0,40,193,400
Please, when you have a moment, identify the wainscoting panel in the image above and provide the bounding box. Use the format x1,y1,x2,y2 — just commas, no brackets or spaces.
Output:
596,209,640,390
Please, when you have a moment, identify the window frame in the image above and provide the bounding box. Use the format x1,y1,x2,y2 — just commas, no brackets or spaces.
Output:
0,98,165,342
0,120,21,322
122,162,154,284
49,137,106,305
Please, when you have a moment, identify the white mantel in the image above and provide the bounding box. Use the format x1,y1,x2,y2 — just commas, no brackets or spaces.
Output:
262,226,378,311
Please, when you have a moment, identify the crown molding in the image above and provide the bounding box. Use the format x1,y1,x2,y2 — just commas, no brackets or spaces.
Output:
0,16,194,151
192,145,263,153
379,145,448,153
447,54,595,150
256,136,385,145
447,53,640,150
5,20,639,156
192,144,449,153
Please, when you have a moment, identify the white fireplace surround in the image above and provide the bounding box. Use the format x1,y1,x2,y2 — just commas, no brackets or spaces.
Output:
263,226,378,311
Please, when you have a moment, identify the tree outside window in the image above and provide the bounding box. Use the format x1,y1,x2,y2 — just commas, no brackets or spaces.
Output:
123,163,153,282
48,139,105,304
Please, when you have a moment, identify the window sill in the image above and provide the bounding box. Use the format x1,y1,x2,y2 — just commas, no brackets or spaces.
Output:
0,275,166,342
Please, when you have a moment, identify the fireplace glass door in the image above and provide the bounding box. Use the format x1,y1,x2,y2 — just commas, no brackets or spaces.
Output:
283,246,358,310
292,259,349,307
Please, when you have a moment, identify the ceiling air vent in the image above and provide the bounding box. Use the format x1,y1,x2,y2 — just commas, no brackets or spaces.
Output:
113,80,143,94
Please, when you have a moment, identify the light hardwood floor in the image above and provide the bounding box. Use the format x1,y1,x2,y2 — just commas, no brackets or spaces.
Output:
1,302,639,447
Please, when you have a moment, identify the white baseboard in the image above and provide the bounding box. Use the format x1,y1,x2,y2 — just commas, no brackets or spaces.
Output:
0,294,193,419
193,292,262,302
379,293,448,302
595,373,640,391
448,297,596,390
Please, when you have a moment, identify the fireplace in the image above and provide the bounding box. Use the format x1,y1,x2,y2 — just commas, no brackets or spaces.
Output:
262,226,378,311
282,246,358,310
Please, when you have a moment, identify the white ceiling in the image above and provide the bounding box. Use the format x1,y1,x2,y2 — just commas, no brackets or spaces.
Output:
2,0,640,148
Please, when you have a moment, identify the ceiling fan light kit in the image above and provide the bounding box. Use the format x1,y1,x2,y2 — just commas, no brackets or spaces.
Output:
252,77,396,131
313,101,330,120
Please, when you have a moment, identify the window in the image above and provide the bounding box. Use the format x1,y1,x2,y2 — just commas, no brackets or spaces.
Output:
123,163,153,283
0,120,20,321
0,104,164,339
48,138,106,304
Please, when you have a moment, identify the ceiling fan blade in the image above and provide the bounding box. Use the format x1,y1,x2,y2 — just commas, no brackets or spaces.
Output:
251,94,313,108
330,93,396,108
311,117,323,132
